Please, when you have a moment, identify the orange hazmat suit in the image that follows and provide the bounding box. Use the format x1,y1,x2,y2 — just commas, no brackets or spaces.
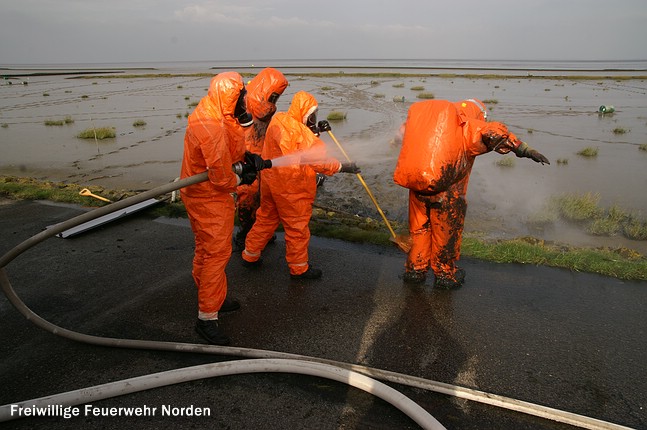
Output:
180,72,247,319
242,91,342,276
394,99,526,287
235,68,288,247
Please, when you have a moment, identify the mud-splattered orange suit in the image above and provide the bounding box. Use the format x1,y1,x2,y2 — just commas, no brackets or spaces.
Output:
235,68,288,246
394,99,533,287
180,72,247,319
242,91,342,276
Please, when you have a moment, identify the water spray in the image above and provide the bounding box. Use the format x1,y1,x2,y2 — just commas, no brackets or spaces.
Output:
323,128,412,253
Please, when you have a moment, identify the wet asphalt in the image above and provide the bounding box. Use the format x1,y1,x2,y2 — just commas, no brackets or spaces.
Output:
0,199,645,430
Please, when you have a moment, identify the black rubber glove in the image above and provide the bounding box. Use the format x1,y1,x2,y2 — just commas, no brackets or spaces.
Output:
317,120,331,132
526,149,550,165
238,162,258,185
340,162,361,174
245,151,265,171
514,142,550,165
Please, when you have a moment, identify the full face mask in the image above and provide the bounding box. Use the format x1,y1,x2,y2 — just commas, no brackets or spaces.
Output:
305,107,319,135
234,87,253,127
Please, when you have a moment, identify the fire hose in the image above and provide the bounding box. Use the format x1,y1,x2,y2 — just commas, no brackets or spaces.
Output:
0,171,632,429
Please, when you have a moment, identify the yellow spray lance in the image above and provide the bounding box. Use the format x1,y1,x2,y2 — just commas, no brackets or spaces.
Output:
323,128,411,253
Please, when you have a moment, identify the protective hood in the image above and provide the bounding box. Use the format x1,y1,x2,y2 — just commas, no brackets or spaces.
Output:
287,91,318,125
454,99,487,122
246,68,289,121
205,72,246,120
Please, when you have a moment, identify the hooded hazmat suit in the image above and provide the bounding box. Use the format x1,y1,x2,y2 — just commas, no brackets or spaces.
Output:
394,99,548,288
235,68,289,248
242,91,342,276
180,72,247,320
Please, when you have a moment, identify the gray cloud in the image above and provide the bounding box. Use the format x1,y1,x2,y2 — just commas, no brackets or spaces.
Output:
1,0,645,64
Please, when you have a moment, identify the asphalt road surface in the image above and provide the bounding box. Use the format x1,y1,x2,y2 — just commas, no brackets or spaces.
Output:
1,199,645,429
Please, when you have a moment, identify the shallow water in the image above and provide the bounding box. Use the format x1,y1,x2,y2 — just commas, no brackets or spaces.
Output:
1,68,646,253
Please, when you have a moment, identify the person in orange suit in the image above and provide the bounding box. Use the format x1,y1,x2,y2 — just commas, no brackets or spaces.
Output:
181,71,263,345
394,99,549,289
241,91,360,279
234,68,289,251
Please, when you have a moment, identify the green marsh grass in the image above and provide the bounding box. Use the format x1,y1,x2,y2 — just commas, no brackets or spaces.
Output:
639,144,647,151
410,86,425,91
552,192,601,222
77,127,116,140
613,127,628,135
44,116,74,126
495,157,515,167
1,176,645,281
577,147,599,157
327,111,347,121
416,92,435,99
133,120,147,127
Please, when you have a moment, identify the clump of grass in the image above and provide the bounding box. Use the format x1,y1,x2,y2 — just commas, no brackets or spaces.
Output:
483,99,498,104
495,156,515,167
551,192,602,222
44,116,74,126
461,236,647,281
577,147,599,157
525,206,558,231
623,219,647,240
320,86,333,91
370,80,380,86
639,144,647,151
613,127,628,135
392,82,405,88
188,101,198,107
133,120,147,127
177,85,184,89
416,92,435,99
327,111,347,121
1,123,8,128
81,95,89,99
527,129,534,134
393,96,405,103
77,127,116,140
556,158,569,165
410,86,425,91
373,93,385,98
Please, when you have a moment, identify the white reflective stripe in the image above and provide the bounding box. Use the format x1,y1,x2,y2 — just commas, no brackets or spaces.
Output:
290,262,308,267
198,311,219,320
243,249,261,258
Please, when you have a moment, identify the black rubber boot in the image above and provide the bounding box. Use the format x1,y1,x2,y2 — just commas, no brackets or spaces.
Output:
195,319,230,345
290,265,322,280
403,270,427,284
433,274,463,290
220,297,241,313
241,257,263,268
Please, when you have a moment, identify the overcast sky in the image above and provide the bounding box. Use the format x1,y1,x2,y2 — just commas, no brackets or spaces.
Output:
1,0,645,65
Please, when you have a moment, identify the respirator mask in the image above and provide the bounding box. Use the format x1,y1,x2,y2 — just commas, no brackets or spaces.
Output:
234,87,253,127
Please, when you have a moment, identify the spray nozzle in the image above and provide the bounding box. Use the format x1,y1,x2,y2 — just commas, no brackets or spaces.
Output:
232,158,272,175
